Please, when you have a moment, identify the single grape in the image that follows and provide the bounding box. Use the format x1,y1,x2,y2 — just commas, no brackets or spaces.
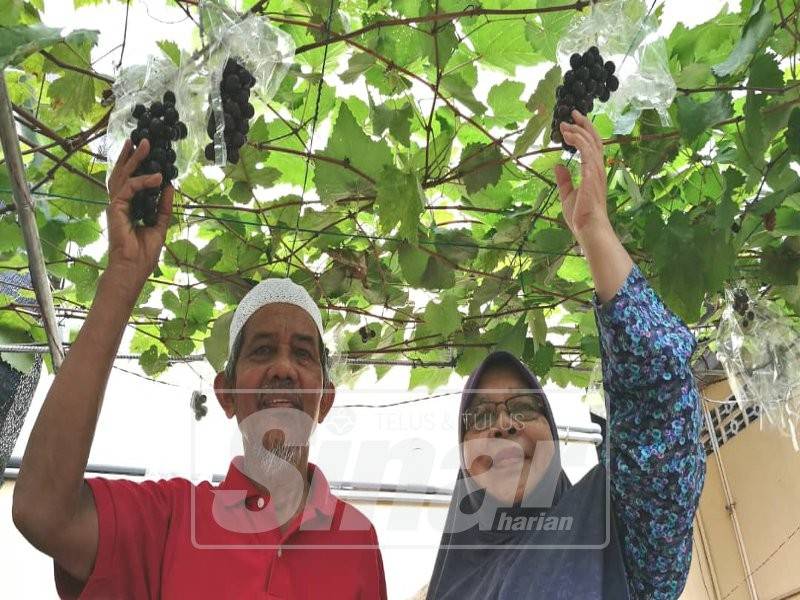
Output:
130,129,143,145
225,100,241,120
227,146,240,164
557,104,570,119
231,132,246,147
204,143,215,161
164,106,178,125
572,81,586,97
224,74,241,94
177,122,188,140
149,118,164,138
598,87,611,102
604,61,616,76
163,91,176,105
746,310,754,320
606,75,619,92
577,67,590,81
569,53,582,70
150,101,165,118
243,103,255,119
590,64,604,81
564,71,575,86
150,148,167,163
132,104,146,119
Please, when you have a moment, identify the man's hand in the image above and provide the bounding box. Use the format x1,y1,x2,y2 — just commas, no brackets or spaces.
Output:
106,138,173,285
553,110,611,245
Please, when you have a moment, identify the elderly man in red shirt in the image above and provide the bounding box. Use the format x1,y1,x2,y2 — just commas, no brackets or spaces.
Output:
12,138,388,599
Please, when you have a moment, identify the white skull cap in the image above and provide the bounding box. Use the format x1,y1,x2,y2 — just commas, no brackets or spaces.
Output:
229,278,323,354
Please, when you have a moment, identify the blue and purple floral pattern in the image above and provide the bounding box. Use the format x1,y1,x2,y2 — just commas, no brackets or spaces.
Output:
592,263,707,600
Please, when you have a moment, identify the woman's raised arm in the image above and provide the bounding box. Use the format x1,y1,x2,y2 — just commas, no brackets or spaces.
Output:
554,113,707,599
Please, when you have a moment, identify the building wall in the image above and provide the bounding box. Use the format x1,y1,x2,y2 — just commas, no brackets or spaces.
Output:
678,380,800,600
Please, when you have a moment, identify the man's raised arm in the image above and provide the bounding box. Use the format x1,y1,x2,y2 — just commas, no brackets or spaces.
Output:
12,138,173,583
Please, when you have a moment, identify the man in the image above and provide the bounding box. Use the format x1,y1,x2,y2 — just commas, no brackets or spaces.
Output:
12,138,387,599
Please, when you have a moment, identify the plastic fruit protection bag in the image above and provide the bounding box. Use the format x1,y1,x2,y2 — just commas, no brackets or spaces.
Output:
105,56,200,188
198,0,295,166
715,282,800,451
556,0,676,134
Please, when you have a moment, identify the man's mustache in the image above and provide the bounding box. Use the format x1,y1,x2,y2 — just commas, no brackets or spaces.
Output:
254,383,314,410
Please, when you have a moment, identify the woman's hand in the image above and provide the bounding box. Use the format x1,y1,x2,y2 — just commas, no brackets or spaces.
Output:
106,138,173,287
553,110,612,245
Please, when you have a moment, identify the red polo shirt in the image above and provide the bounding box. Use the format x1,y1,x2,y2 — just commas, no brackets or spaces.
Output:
54,457,387,599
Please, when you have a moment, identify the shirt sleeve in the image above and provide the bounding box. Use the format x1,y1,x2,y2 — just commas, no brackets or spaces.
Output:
365,524,388,600
592,263,707,600
54,477,179,599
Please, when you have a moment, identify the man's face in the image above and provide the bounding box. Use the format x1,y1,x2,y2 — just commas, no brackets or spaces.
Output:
214,303,335,460
462,365,555,505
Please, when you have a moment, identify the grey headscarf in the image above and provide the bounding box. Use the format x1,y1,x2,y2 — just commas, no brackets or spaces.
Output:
426,350,629,600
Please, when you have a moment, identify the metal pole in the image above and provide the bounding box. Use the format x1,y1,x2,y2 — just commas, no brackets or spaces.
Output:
0,71,64,370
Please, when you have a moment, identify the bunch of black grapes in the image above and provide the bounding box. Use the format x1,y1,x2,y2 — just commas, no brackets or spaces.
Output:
204,58,256,165
551,46,619,152
129,91,188,226
358,326,376,343
733,288,756,329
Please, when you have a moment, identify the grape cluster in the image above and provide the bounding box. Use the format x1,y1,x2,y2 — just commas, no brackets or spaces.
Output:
190,390,208,421
551,46,619,152
359,326,376,343
129,91,188,226
205,58,256,165
733,288,756,329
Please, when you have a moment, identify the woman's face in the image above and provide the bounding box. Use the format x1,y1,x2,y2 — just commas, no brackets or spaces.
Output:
462,365,556,505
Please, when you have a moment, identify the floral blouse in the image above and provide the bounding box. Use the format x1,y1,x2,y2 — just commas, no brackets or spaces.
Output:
591,263,707,600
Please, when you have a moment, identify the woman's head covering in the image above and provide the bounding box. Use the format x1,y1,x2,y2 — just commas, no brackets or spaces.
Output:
426,350,629,600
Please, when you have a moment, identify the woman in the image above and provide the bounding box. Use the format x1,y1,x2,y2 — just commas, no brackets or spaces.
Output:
426,111,706,600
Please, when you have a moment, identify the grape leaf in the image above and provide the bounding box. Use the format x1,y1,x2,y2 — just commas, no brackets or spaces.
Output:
459,143,503,194
0,24,97,68
487,81,528,125
515,65,561,156
440,72,486,116
375,166,424,242
157,40,181,66
749,52,783,88
713,2,774,78
787,107,800,156
467,19,541,74
676,93,733,142
314,103,393,203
